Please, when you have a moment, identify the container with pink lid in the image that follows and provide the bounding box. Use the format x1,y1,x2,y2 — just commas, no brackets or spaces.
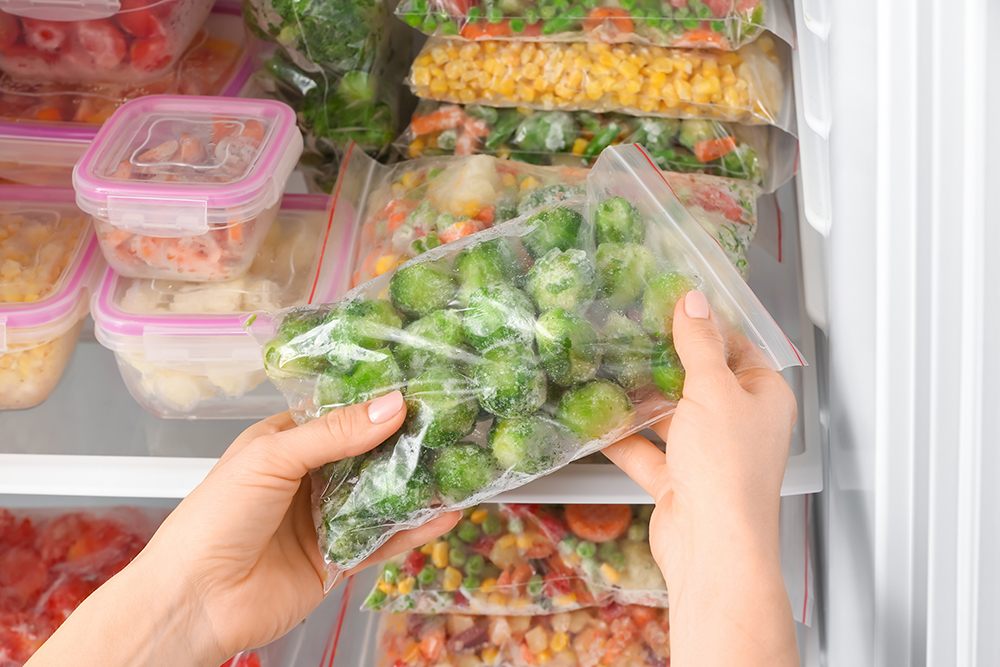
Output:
0,186,102,410
73,95,304,282
90,194,352,419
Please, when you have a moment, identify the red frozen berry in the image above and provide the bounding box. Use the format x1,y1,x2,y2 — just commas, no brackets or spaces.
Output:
21,18,69,51
0,11,22,51
116,0,164,38
74,19,127,70
129,35,171,72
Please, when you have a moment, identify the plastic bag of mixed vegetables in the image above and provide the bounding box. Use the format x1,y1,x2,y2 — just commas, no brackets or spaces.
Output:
336,146,758,288
408,34,793,132
396,102,796,193
396,0,790,51
364,503,667,615
249,144,802,585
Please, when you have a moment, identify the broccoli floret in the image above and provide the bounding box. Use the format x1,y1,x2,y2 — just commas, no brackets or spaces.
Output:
323,512,387,564
641,272,696,337
462,284,536,352
535,308,602,387
314,348,403,413
473,343,547,418
404,367,479,448
652,339,685,401
488,415,561,474
302,72,395,150
522,206,586,259
556,379,635,440
593,196,645,245
595,243,657,310
454,238,520,305
389,261,457,319
517,184,584,216
628,118,680,153
262,309,328,378
677,119,720,150
351,447,435,520
432,443,499,502
525,248,596,313
394,310,467,377
513,111,579,153
601,313,653,390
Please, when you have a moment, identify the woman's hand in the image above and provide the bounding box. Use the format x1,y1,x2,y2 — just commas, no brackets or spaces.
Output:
26,392,459,667
603,290,800,667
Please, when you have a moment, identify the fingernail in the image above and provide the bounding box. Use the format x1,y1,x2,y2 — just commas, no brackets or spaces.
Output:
368,390,403,424
684,290,710,319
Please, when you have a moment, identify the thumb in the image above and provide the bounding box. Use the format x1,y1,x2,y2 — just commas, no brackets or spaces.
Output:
671,290,735,397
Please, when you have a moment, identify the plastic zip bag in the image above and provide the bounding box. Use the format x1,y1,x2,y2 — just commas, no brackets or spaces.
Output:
396,102,796,193
364,503,667,615
396,0,791,51
336,146,758,290
249,144,802,586
408,34,793,132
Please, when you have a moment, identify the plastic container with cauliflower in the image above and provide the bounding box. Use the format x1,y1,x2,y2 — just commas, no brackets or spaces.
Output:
0,186,101,410
73,95,303,282
89,194,352,419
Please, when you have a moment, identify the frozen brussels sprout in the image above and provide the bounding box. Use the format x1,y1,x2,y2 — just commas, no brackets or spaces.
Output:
488,415,561,475
593,196,646,245
514,111,579,153
677,119,720,150
518,184,584,217
454,238,519,305
462,284,537,352
473,343,547,418
641,272,696,337
522,206,586,259
314,349,403,413
535,308,602,387
629,118,681,153
395,310,467,377
525,248,596,313
326,299,404,350
556,379,634,440
404,366,479,448
602,312,653,390
263,310,328,378
595,243,657,310
323,513,387,564
432,443,499,502
652,339,685,401
351,447,436,520
389,261,457,318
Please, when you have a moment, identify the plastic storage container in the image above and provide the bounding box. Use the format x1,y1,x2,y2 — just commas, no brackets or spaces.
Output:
0,0,214,85
0,121,92,187
0,186,99,410
73,95,304,282
90,194,352,419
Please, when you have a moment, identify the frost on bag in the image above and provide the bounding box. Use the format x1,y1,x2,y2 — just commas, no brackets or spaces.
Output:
253,144,801,585
397,102,796,193
377,603,671,667
364,504,667,615
343,147,758,289
408,35,793,132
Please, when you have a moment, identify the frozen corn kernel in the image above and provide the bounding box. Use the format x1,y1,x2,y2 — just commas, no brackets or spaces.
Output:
470,509,489,524
599,562,620,584
433,541,450,568
481,577,497,593
481,647,499,664
403,642,421,663
420,541,436,556
487,592,507,607
516,534,533,550
397,576,416,595
377,579,397,595
443,566,463,591
550,632,569,653
498,534,518,549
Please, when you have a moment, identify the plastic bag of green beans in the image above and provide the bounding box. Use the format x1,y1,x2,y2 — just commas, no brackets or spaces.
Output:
249,143,803,587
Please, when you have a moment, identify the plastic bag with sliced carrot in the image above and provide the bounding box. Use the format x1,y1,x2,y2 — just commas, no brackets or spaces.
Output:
364,503,668,615
248,144,802,586
396,0,791,51
408,34,794,132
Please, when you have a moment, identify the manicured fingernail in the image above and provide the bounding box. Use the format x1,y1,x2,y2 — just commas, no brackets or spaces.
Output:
684,290,710,319
368,390,403,424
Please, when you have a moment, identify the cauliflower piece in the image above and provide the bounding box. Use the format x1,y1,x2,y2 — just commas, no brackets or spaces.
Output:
138,368,215,412
615,541,666,592
121,281,168,313
240,278,282,312
428,155,501,218
169,278,247,313
207,370,267,397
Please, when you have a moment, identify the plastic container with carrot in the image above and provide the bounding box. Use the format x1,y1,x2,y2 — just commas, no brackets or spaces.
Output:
73,95,304,282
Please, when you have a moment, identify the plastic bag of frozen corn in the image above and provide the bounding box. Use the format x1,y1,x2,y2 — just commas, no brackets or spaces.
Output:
249,144,802,587
408,35,793,131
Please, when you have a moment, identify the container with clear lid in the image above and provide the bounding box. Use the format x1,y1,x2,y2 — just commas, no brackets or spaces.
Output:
0,186,100,410
0,121,92,187
0,0,214,85
90,194,352,419
73,95,304,282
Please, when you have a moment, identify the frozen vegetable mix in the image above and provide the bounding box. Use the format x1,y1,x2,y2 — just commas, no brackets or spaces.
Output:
252,144,803,581
409,35,791,130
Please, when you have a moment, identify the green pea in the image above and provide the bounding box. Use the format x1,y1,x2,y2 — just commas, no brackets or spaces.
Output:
421,15,437,32
383,562,400,584
468,6,482,20
450,547,467,567
459,522,481,543
525,7,540,22
467,554,485,575
464,575,481,589
449,534,464,550
540,5,557,19
413,0,429,12
441,19,459,34
405,12,423,26
710,19,724,33
509,17,526,31
683,17,698,29
364,588,387,610
577,540,596,558
619,0,636,9
418,565,437,585
695,2,711,18
559,535,578,554
486,6,503,22
483,515,503,536
608,552,627,571
628,523,648,541
527,574,544,597
598,541,619,560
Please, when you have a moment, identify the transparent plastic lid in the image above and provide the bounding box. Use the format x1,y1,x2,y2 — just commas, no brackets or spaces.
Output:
0,0,121,22
73,96,304,236
91,194,351,362
0,186,99,348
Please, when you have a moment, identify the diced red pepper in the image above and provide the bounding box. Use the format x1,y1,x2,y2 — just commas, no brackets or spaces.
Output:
542,573,572,596
470,534,496,557
537,512,568,542
502,504,540,519
403,550,426,577
598,601,627,622
129,36,171,72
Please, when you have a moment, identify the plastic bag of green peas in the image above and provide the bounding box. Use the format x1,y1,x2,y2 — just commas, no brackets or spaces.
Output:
249,144,803,587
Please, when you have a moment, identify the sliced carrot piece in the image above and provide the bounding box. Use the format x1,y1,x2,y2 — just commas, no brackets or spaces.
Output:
388,211,407,231
239,120,265,147
138,140,178,163
677,27,729,48
583,7,633,34
35,107,63,122
565,504,632,543
212,117,240,143
227,222,244,244
410,105,465,136
693,136,737,162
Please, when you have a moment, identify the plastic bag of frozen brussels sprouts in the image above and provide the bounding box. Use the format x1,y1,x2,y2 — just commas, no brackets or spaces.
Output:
250,143,802,587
